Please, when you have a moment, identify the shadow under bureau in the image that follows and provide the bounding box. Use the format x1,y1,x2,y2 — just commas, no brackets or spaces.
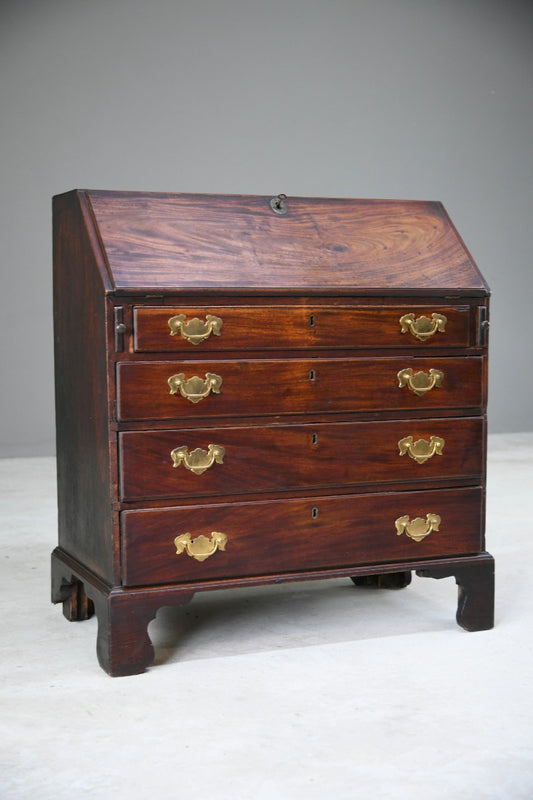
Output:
51,191,494,675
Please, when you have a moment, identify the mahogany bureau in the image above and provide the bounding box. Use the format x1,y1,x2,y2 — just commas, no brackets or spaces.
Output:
51,190,494,676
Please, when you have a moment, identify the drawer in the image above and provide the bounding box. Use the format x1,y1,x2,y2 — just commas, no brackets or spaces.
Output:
117,356,484,421
119,417,484,501
133,305,472,351
121,486,483,586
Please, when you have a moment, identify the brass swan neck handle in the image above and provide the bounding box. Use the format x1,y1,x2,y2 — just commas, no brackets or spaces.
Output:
397,368,444,396
398,435,445,463
395,514,441,542
168,372,223,403
170,444,225,475
174,531,228,562
399,312,447,341
168,314,223,344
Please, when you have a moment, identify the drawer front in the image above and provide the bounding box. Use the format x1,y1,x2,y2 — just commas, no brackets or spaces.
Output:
134,305,472,352
117,357,484,421
121,487,483,586
119,417,484,501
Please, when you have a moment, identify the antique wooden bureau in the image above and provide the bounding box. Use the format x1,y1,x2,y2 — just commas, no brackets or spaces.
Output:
51,190,493,675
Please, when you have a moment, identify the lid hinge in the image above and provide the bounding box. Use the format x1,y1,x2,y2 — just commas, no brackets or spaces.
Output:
477,306,490,347
114,306,127,352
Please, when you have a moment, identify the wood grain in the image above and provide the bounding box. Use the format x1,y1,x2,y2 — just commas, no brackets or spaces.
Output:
52,189,491,674
119,416,484,501
86,192,489,294
121,486,484,587
134,304,472,351
117,356,484,421
53,192,117,583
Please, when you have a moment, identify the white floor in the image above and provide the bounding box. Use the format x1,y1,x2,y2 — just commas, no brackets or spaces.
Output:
1,433,532,799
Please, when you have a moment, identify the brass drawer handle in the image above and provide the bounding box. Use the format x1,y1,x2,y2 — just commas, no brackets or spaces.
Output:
395,514,441,542
168,314,223,345
398,435,445,464
174,531,228,562
399,313,447,341
170,444,225,475
397,367,444,396
168,372,223,403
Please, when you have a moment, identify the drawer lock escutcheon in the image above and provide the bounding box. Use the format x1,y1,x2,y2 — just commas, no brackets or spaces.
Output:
168,372,223,403
399,313,447,341
397,367,444,396
168,314,223,344
398,435,445,464
395,513,441,543
170,444,226,475
174,531,228,562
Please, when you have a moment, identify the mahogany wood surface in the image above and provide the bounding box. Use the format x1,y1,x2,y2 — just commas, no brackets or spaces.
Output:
52,547,493,675
417,553,495,632
134,304,472,351
119,416,483,502
117,356,484,421
53,192,117,583
86,192,488,294
121,486,483,587
51,190,492,674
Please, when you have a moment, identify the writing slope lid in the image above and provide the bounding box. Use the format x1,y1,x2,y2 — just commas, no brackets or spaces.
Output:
85,191,488,295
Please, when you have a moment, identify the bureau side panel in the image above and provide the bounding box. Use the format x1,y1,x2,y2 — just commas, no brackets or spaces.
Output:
53,191,116,583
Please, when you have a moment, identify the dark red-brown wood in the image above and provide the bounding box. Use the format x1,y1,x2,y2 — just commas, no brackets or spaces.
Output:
86,191,488,294
53,192,117,584
52,547,493,675
117,356,484,421
417,553,495,632
119,416,484,501
121,486,483,587
134,304,472,351
52,189,492,675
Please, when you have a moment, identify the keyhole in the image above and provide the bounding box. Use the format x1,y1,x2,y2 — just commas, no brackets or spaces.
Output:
311,506,319,520
311,433,318,445
309,369,316,382
309,314,315,327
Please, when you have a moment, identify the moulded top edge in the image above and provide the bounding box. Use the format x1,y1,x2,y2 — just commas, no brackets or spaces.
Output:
105,286,490,299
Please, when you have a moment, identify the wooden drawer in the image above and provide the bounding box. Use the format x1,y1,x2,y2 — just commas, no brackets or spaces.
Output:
117,356,484,421
134,305,472,352
119,417,484,501
121,486,483,587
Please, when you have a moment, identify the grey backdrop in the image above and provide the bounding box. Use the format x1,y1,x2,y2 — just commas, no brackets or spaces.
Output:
1,0,532,456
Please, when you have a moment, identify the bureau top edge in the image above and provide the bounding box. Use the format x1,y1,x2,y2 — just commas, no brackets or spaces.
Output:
105,286,490,298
